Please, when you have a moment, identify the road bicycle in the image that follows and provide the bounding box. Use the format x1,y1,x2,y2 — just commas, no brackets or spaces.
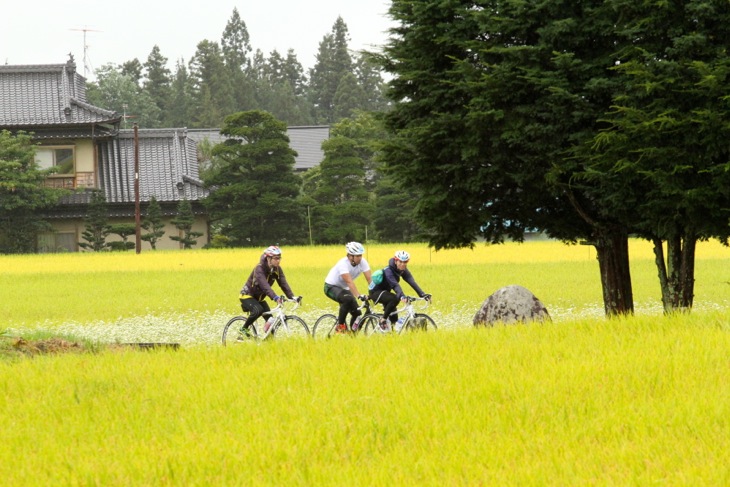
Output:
389,296,437,334
311,297,386,339
221,297,309,345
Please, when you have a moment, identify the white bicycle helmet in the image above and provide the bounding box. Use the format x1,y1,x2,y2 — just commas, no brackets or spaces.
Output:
394,250,410,262
264,245,282,257
345,241,365,255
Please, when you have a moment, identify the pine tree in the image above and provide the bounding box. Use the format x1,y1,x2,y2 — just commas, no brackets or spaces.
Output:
189,40,235,127
0,130,64,253
169,199,203,249
141,196,166,250
308,17,354,124
108,223,136,251
203,110,305,246
143,45,173,118
78,190,111,252
221,7,256,111
167,60,195,127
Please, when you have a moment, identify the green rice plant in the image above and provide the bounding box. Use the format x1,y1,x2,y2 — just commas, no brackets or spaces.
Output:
1,312,730,484
3,240,730,342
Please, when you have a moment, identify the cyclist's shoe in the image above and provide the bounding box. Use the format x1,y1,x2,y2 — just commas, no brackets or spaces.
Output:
379,319,390,332
335,323,347,334
238,326,254,341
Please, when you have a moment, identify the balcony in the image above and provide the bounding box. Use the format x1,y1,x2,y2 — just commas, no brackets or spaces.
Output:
44,172,95,189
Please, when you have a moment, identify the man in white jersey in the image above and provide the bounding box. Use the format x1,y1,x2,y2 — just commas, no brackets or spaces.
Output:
324,241,372,333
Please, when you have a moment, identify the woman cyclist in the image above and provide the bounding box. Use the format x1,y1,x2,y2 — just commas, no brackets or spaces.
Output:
324,242,372,333
369,250,431,330
239,245,300,337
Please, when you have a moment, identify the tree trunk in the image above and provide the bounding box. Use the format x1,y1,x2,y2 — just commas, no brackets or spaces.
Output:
651,234,696,313
594,229,634,317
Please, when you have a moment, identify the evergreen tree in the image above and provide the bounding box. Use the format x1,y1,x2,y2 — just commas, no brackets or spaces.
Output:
203,110,305,246
0,130,64,253
87,64,162,128
333,72,367,121
221,7,256,111
308,17,354,124
167,60,195,127
142,45,173,118
354,54,389,112
569,0,730,312
189,40,236,127
141,196,165,250
308,135,373,244
255,50,314,125
169,199,203,249
378,0,636,315
120,58,143,86
79,190,111,252
108,223,136,251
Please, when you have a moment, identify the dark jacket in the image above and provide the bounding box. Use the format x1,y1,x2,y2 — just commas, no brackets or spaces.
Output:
370,257,425,300
240,253,294,302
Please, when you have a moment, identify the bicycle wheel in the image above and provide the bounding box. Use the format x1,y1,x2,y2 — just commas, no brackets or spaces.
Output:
271,315,310,340
406,313,437,332
222,316,258,346
312,313,338,339
360,314,387,336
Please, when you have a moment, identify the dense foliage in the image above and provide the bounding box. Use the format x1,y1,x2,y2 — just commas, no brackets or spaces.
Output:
0,130,64,253
86,10,387,128
204,111,305,246
376,0,730,315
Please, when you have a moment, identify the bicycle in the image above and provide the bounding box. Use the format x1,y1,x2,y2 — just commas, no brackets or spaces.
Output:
311,297,386,339
221,297,309,345
387,296,437,334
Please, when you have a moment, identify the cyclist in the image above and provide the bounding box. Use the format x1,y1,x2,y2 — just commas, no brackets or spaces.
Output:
369,250,431,330
239,245,299,337
324,241,372,333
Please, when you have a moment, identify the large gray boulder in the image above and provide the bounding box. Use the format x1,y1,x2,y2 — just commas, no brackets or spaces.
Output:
473,285,550,326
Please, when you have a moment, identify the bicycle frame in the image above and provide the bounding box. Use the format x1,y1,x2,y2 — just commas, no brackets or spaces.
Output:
312,297,382,339
391,296,434,334
258,298,303,339
222,297,308,345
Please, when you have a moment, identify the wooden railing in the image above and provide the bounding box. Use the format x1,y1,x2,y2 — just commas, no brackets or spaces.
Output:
44,172,95,189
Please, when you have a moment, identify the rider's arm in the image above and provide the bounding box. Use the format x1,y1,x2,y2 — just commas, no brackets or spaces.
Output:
384,267,406,300
363,269,372,287
402,269,426,297
276,267,295,299
340,272,360,296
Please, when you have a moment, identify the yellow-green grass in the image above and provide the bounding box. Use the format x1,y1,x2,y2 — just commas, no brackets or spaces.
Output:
2,313,730,484
3,241,730,484
2,240,730,340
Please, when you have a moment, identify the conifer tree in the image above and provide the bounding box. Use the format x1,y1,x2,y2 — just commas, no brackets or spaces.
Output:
141,196,165,250
108,223,136,251
169,199,203,249
79,190,111,252
0,130,63,253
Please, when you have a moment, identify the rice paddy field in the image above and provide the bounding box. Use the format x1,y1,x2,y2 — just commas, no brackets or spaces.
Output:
2,240,730,485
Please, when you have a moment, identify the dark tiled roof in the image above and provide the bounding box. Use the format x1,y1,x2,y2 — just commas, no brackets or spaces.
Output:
0,59,120,127
98,128,209,204
187,125,329,170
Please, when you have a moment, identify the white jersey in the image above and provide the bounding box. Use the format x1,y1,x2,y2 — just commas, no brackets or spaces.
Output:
325,256,370,288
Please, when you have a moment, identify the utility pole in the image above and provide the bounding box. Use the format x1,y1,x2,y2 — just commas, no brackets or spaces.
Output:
134,123,141,254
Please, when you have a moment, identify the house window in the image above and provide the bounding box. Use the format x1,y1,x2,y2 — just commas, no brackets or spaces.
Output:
38,232,76,253
37,147,75,175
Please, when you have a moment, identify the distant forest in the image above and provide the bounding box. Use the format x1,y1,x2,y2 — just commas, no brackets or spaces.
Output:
86,8,389,129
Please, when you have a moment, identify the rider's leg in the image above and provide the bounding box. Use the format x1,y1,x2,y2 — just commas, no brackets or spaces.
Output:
325,284,357,327
372,291,399,324
240,298,268,329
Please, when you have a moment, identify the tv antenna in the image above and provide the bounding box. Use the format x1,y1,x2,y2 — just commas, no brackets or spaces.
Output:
69,26,102,78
